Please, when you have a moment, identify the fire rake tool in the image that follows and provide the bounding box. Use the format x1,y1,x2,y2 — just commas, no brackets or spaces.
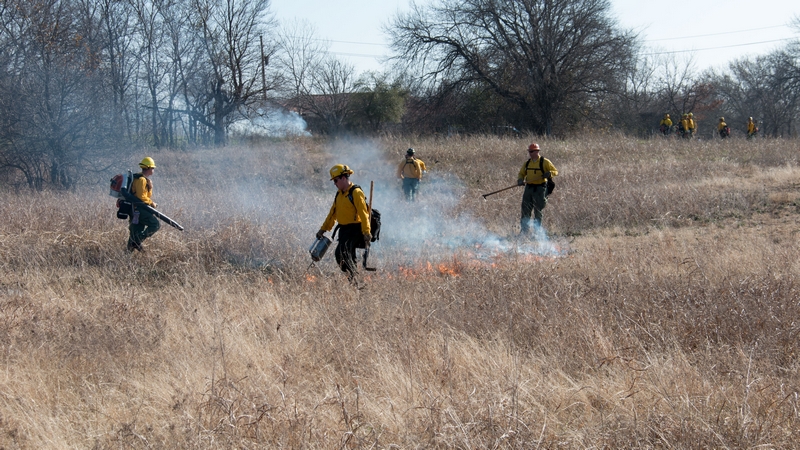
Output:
481,183,521,199
363,180,377,271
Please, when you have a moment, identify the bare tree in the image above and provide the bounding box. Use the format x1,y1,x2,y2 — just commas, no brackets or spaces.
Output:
0,0,111,189
388,0,637,135
185,0,276,146
275,21,357,134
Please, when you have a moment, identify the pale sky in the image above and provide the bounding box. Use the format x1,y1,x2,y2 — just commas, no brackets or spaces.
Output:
269,0,800,75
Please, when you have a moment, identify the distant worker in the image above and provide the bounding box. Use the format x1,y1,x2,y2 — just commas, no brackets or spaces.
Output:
316,164,372,284
397,148,427,201
127,157,160,252
679,113,689,138
718,117,730,139
747,117,759,139
659,113,673,136
517,143,558,235
687,112,696,138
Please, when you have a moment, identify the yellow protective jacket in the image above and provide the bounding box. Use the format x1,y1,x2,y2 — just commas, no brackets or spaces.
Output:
397,157,426,180
130,173,155,206
718,121,727,131
688,118,696,131
321,184,371,234
660,117,672,127
518,156,558,185
747,121,757,134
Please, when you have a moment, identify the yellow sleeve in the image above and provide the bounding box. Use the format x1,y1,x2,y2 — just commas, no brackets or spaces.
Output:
397,161,405,178
418,160,427,171
321,199,337,231
543,159,558,177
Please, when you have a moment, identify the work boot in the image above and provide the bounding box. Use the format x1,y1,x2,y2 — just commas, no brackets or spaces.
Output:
127,241,143,252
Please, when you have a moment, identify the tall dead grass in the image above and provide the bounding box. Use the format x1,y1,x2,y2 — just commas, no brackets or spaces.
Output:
0,134,798,448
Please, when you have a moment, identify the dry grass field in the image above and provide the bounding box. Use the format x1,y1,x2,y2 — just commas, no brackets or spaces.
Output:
0,134,799,448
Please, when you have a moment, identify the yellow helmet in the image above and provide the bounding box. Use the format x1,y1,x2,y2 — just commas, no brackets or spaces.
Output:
688,112,693,118
719,117,725,121
665,113,670,118
329,164,353,180
139,157,156,169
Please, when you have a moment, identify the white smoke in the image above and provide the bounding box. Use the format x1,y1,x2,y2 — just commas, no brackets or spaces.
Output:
229,107,311,137
316,139,568,269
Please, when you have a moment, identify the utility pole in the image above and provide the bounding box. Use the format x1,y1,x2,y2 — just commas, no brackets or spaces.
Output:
260,35,268,100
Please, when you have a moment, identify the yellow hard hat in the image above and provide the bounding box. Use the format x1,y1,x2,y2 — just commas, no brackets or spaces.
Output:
665,113,670,118
139,156,156,169
688,113,693,118
720,117,725,121
329,164,353,180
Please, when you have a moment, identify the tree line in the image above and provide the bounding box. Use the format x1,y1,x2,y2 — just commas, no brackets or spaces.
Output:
1,0,799,189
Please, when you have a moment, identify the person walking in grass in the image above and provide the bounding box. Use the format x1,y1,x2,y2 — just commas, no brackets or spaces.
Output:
718,117,730,139
687,112,697,138
659,113,673,136
517,143,557,235
747,117,759,139
127,157,160,252
317,164,372,283
397,148,427,201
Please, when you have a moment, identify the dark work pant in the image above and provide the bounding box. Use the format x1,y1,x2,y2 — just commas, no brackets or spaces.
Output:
335,223,365,279
402,178,420,201
129,207,160,246
520,183,547,233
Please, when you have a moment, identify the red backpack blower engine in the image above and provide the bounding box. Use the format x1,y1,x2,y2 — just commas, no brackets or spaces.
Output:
109,169,185,231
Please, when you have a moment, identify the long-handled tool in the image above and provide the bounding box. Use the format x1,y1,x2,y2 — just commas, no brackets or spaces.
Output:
120,189,185,231
481,183,521,199
363,180,377,271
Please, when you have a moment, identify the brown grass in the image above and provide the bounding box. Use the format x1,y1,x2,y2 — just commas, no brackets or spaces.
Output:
0,134,798,448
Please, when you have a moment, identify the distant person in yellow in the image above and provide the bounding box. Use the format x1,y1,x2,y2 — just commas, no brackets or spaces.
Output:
517,143,557,235
747,117,759,139
687,113,697,138
659,113,673,136
397,148,427,201
127,157,160,252
718,117,730,138
316,164,372,282
679,113,689,138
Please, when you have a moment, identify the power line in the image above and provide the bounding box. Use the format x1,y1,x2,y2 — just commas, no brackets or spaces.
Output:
646,24,792,42
329,51,385,58
642,37,797,56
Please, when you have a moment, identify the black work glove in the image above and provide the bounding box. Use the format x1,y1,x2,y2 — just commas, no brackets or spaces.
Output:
543,172,551,179
517,179,524,186
363,232,372,245
316,229,325,240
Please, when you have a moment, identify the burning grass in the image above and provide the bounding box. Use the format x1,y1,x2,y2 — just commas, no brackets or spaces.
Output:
0,135,799,448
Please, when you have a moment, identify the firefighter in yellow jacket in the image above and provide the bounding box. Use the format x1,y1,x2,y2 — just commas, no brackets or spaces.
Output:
747,117,758,139
397,148,427,201
517,143,558,234
127,157,160,252
316,164,372,281
659,113,673,135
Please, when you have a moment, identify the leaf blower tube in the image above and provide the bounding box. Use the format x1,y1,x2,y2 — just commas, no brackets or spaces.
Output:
119,189,185,231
